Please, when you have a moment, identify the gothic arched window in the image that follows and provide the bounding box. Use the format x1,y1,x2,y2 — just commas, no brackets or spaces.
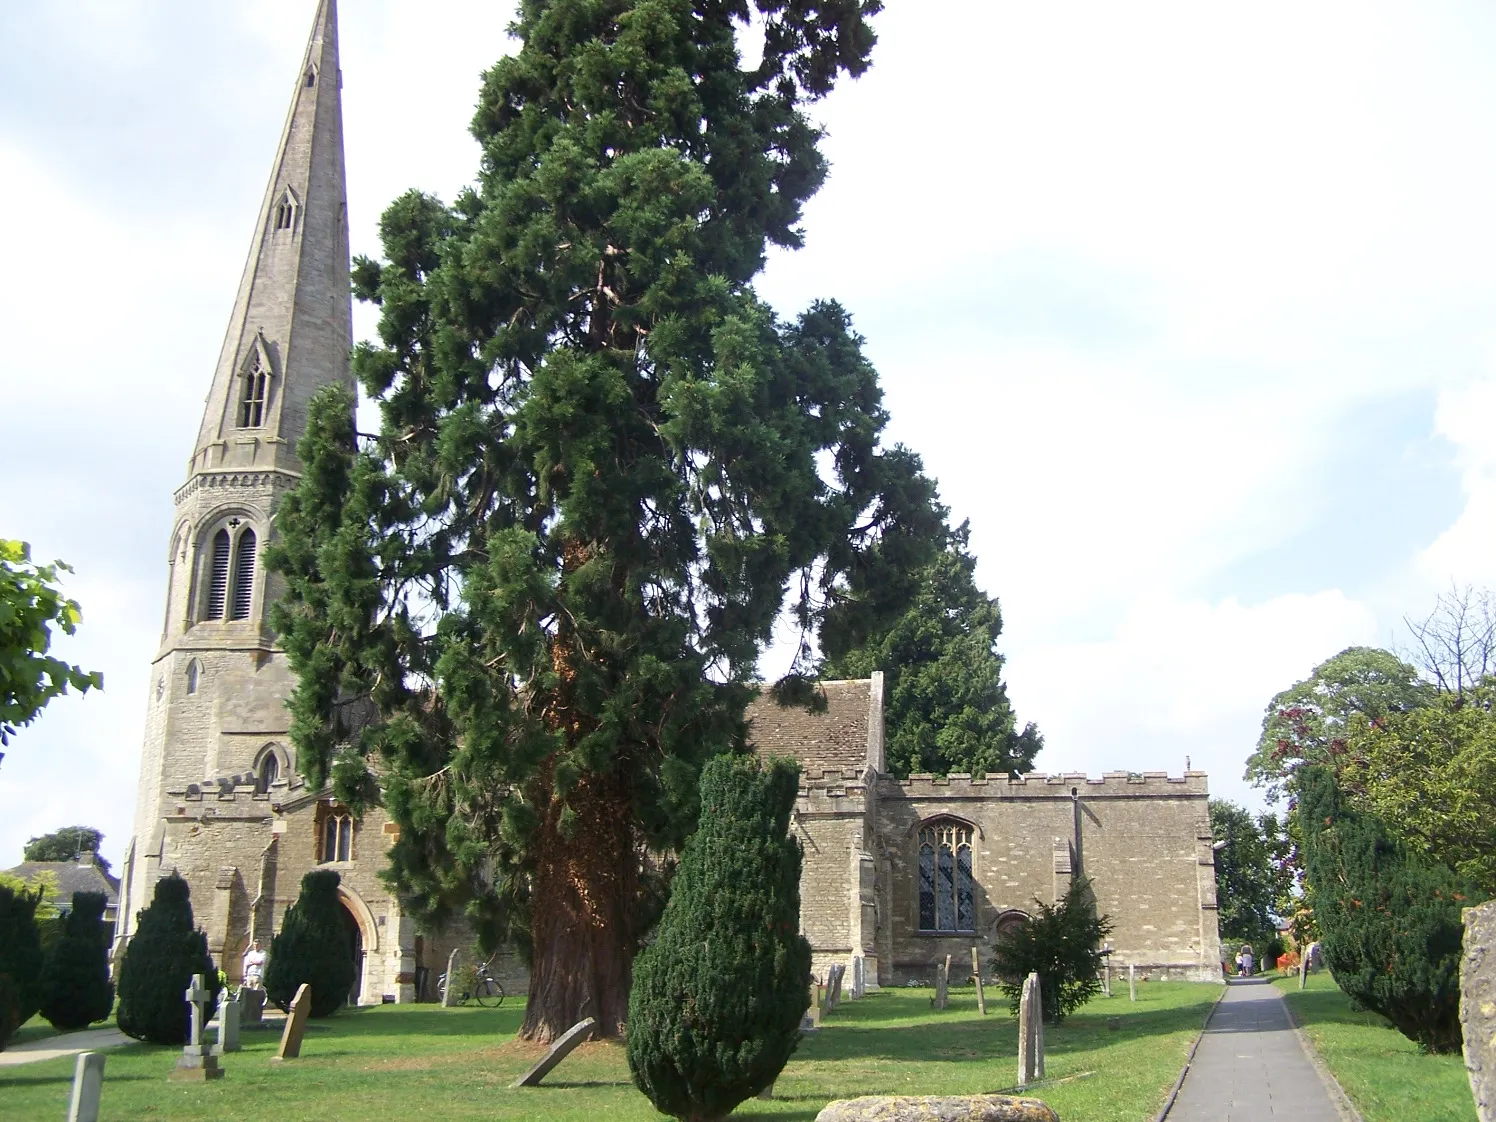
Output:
185,659,201,695
206,529,231,619
321,811,352,863
239,353,269,427
230,529,256,620
918,820,975,933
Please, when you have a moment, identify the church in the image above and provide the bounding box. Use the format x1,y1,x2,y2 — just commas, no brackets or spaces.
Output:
119,0,1223,1004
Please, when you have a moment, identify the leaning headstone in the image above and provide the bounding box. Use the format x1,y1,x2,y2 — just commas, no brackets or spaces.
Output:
213,993,242,1055
67,1052,106,1122
271,983,312,1062
441,947,462,1008
169,974,224,1081
827,963,846,1010
1462,901,1496,1122
972,947,987,1016
239,986,266,1027
816,1095,1059,1122
1128,963,1137,1003
933,961,949,1010
1017,972,1044,1088
511,1017,596,1087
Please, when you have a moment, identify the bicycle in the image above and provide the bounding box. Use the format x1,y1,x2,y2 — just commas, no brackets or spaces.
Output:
437,956,505,1007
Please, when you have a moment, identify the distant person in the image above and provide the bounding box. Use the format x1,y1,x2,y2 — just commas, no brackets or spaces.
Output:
1240,944,1254,977
242,940,267,989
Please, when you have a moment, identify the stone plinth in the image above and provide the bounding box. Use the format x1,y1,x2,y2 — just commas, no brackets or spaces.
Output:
1464,901,1496,1122
815,1095,1059,1122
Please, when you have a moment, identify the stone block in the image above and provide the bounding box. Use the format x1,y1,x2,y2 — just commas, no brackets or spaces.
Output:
814,1095,1059,1121
511,1017,596,1087
1463,901,1496,1122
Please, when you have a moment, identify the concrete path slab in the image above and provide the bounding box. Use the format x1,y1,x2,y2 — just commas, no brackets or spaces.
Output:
1166,978,1349,1121
0,1027,131,1068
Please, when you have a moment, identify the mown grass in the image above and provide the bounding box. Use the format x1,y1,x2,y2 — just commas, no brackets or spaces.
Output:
1275,973,1476,1122
0,982,1219,1121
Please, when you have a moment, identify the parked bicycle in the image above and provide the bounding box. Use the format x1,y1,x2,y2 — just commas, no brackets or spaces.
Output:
437,956,505,1007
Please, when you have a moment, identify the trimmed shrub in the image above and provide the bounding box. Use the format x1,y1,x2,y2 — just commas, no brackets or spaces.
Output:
40,892,114,1031
0,880,46,1050
116,874,221,1044
265,869,355,1017
991,875,1115,1023
627,755,813,1122
1299,765,1469,1053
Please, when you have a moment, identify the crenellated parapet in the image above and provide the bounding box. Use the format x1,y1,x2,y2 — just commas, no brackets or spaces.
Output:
881,770,1209,799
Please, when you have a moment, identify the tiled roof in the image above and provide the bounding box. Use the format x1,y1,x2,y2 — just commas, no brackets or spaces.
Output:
746,678,873,774
5,859,120,910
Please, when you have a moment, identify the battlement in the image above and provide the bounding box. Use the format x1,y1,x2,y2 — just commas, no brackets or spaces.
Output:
883,770,1209,798
167,775,303,806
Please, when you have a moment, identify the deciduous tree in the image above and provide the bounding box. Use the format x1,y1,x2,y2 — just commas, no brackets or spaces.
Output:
267,0,890,1043
23,826,110,876
1208,799,1291,950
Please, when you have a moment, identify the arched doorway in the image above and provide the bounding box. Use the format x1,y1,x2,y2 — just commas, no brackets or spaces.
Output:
339,902,364,1006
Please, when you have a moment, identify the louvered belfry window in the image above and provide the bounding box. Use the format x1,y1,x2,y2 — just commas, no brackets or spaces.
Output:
206,529,231,619
918,820,975,933
230,529,256,620
239,355,269,426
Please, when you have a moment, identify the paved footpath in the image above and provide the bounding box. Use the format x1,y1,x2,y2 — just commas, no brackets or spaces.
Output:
0,1027,131,1068
1167,977,1350,1121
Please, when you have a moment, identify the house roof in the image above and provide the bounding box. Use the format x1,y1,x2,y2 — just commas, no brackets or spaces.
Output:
5,856,120,910
745,678,875,775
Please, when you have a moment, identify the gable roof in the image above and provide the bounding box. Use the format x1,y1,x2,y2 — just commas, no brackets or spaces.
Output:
5,857,120,910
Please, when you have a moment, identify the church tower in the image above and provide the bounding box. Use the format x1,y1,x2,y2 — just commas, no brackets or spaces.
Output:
120,0,353,947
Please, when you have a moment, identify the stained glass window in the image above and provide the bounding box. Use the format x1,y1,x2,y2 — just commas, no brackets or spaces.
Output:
917,820,974,933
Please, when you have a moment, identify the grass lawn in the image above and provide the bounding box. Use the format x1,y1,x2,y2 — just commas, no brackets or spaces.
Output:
1275,973,1476,1122
0,983,1219,1121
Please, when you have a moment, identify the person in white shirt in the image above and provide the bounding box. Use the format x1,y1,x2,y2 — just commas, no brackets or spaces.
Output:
242,941,267,988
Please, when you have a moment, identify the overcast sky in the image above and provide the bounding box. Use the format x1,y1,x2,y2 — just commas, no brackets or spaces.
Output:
3,1,1495,872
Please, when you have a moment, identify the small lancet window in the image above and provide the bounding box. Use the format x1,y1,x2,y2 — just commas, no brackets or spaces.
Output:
230,529,256,620
273,191,297,232
918,820,975,933
239,354,269,427
257,751,280,793
321,812,353,863
206,529,231,619
185,659,201,695
305,66,317,88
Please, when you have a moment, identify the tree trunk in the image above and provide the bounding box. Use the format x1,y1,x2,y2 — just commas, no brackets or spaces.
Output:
521,769,638,1043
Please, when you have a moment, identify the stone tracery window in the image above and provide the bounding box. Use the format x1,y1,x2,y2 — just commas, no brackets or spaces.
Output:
918,819,974,933
321,810,352,863
239,352,270,426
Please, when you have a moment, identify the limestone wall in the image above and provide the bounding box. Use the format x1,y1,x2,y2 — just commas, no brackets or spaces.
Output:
1464,900,1496,1122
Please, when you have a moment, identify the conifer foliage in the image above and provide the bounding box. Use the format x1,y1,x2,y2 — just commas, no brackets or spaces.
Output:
116,874,221,1045
991,876,1114,1023
265,870,355,1017
267,0,899,1043
1298,765,1469,1053
627,755,811,1121
0,879,46,1049
39,891,114,1031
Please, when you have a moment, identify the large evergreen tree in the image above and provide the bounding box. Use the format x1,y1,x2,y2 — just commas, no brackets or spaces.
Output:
39,891,114,1031
627,755,811,1121
821,515,1039,777
1298,766,1469,1054
0,879,45,1049
267,0,893,1042
115,874,220,1045
264,870,356,1018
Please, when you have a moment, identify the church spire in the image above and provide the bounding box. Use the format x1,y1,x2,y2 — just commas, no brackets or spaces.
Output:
191,0,352,475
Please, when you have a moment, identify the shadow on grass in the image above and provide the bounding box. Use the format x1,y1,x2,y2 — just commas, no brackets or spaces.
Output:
1284,988,1393,1031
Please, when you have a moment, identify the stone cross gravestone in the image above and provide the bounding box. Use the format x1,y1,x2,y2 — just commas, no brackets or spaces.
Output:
511,1017,597,1087
971,946,987,1015
272,983,312,1062
932,960,949,1010
213,993,241,1055
1128,963,1137,1003
67,1051,106,1122
1017,972,1044,1088
1462,900,1496,1122
169,974,224,1081
441,947,462,1008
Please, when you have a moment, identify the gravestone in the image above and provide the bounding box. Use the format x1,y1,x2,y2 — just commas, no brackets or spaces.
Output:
169,974,224,1081
801,980,821,1034
441,948,462,1008
271,983,312,1062
827,964,846,1010
511,1017,596,1087
239,986,266,1027
213,993,242,1055
1128,963,1137,1003
851,955,865,1000
972,947,987,1016
1017,972,1044,1088
1462,901,1496,1122
67,1051,106,1122
933,961,949,1010
1299,948,1309,990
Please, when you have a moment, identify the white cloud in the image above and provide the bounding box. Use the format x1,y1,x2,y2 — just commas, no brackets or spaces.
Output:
1418,375,1496,588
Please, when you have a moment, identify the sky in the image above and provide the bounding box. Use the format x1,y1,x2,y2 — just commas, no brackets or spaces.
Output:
2,1,1495,873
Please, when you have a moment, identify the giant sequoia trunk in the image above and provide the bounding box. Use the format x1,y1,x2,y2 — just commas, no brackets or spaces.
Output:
521,770,639,1043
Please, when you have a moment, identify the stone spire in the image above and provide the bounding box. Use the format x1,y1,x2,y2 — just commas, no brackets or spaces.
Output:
191,0,352,476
